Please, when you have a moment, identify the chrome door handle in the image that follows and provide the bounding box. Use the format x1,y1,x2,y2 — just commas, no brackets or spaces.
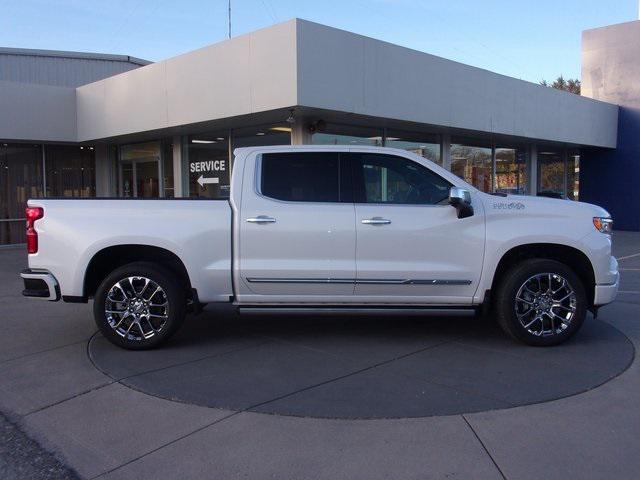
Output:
246,215,276,224
361,217,391,225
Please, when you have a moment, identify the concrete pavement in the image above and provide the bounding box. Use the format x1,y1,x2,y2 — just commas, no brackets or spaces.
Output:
0,230,638,479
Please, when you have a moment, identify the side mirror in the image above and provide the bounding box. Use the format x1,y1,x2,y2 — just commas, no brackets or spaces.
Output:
449,187,474,219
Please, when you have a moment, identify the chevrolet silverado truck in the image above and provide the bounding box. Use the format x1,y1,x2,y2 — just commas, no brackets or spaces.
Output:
20,146,619,349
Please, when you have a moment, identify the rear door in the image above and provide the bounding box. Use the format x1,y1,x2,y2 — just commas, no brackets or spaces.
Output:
348,152,485,304
237,151,356,302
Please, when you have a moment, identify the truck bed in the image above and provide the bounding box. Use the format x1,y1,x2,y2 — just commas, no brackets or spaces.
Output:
26,198,233,303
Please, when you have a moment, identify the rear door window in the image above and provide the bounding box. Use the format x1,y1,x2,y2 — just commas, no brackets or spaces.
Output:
260,152,351,202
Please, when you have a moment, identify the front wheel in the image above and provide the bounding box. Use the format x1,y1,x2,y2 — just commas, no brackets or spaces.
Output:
93,262,186,350
494,259,587,346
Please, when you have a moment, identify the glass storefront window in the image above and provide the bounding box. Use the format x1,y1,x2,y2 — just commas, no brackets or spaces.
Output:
0,144,43,244
44,145,95,197
232,124,291,149
384,130,441,165
567,150,580,201
187,124,292,199
495,146,528,195
538,149,565,198
188,132,230,199
312,124,383,146
451,141,493,192
119,141,164,198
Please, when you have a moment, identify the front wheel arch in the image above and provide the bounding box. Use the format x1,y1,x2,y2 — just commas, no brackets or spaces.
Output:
490,243,596,308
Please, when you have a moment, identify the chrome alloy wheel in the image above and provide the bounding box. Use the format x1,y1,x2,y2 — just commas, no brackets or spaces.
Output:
104,276,169,341
515,273,577,337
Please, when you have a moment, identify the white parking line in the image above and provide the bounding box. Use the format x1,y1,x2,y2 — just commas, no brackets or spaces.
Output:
616,252,640,261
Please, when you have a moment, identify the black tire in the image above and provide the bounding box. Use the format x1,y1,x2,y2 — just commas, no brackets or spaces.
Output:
494,259,587,346
93,262,186,350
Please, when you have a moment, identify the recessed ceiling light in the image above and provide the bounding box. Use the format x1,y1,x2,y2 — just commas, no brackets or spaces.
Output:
216,137,225,141
270,127,292,133
192,139,215,144
256,132,266,136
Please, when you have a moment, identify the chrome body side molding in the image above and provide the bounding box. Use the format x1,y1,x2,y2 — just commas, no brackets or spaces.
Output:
245,278,472,286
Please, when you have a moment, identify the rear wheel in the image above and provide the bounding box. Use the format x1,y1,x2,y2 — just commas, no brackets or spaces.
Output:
93,262,186,350
495,259,587,346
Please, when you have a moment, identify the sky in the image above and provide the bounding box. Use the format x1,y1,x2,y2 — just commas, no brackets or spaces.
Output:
1,0,637,84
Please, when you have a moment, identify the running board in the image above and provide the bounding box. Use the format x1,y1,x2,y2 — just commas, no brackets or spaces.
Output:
237,306,476,316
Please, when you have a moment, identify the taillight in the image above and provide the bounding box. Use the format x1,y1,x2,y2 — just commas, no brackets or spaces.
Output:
25,207,44,254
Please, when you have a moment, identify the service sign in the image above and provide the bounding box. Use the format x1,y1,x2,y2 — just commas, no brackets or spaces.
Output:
190,159,227,188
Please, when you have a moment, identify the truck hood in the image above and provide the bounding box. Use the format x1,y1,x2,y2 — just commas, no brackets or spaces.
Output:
479,193,611,220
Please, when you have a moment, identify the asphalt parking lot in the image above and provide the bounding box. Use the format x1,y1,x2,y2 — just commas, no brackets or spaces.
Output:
1,231,639,479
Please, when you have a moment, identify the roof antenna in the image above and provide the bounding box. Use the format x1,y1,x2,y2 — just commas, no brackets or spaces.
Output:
228,0,232,38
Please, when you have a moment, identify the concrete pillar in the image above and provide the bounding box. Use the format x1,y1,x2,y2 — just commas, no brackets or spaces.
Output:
290,122,312,145
562,148,569,199
491,146,497,192
529,144,538,196
441,134,451,171
95,144,116,197
172,136,183,197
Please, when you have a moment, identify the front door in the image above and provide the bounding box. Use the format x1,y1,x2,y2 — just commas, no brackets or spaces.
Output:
237,151,356,302
348,152,484,305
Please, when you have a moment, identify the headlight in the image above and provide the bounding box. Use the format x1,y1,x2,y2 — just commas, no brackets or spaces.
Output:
593,217,613,234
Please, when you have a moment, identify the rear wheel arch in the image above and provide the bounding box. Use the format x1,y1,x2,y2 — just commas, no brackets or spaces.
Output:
83,244,192,300
490,243,596,307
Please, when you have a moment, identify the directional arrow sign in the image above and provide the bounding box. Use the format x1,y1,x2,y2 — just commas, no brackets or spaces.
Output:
197,175,220,187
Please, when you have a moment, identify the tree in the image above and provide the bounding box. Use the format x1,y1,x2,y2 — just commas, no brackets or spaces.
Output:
540,75,581,95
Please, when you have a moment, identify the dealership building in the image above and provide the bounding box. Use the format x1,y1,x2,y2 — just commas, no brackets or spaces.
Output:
1,18,638,244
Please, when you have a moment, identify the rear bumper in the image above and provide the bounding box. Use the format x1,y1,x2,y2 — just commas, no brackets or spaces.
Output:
20,269,60,301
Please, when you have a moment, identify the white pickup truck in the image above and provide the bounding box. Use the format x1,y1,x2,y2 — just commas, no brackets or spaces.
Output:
21,146,618,349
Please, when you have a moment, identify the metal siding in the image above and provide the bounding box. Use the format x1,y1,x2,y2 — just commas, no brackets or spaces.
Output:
0,53,144,87
581,21,640,231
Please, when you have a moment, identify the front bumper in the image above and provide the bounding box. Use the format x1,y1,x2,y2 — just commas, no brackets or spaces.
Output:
21,269,60,301
593,256,619,306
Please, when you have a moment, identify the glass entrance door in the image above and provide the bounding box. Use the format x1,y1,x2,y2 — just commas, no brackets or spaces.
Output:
119,160,159,198
119,142,162,198
135,160,160,197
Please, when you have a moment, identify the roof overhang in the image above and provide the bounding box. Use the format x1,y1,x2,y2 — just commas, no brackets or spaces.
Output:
1,19,619,148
